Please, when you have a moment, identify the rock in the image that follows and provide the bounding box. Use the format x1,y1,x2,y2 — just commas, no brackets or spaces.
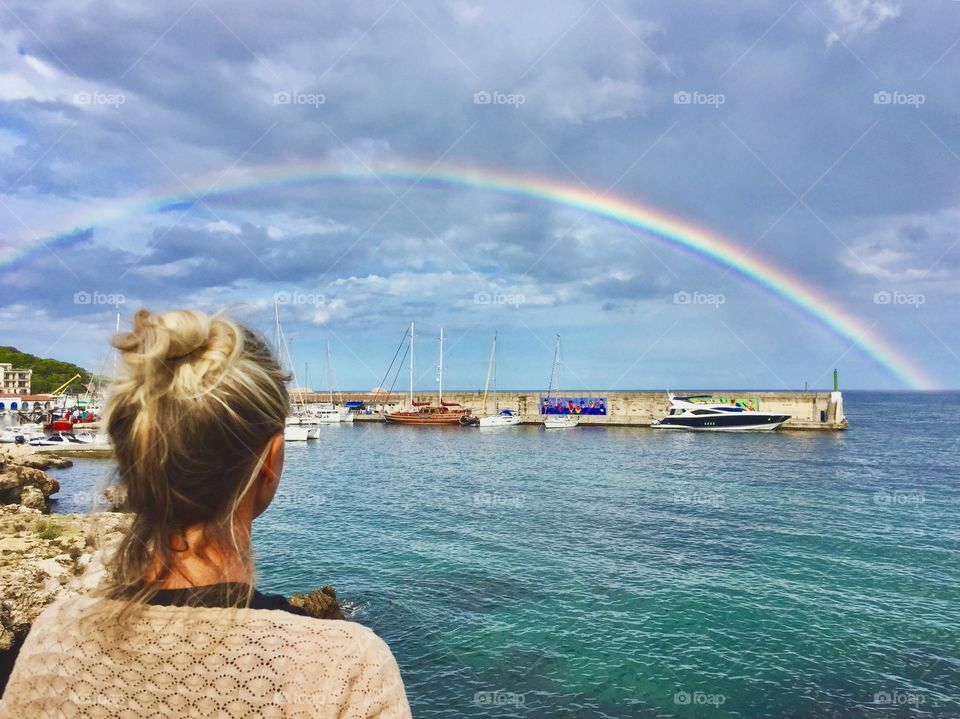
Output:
289,585,345,620
0,450,61,511
17,455,72,471
0,512,130,654
19,487,46,513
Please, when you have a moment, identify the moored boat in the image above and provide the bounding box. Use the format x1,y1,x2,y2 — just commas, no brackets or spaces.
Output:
651,394,790,431
383,324,472,426
542,335,579,429
471,331,521,429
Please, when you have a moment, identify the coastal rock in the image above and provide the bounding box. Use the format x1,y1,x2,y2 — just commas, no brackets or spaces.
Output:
0,460,60,510
18,487,46,513
0,512,130,652
289,585,345,620
14,455,73,471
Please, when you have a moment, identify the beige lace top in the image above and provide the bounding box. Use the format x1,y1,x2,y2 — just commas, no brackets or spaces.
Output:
0,596,411,718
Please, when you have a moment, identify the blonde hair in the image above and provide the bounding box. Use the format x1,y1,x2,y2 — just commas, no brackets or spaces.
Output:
101,308,289,608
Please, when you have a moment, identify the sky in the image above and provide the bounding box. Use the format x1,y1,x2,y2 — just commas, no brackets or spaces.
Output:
0,0,957,392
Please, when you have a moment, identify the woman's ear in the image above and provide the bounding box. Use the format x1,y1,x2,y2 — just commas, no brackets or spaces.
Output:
253,433,284,518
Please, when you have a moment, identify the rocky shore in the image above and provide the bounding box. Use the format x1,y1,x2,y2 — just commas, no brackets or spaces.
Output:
0,446,343,681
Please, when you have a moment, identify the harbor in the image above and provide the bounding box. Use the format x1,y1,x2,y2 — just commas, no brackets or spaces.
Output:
294,389,848,430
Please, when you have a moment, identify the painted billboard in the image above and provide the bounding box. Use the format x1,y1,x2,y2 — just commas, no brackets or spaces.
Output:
540,397,607,415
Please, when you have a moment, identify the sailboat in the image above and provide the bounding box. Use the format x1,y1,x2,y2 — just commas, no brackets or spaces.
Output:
274,301,316,441
315,341,354,423
473,331,521,428
543,334,579,429
384,325,472,425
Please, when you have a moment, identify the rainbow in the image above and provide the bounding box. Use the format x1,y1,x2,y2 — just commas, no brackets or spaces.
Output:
2,161,936,389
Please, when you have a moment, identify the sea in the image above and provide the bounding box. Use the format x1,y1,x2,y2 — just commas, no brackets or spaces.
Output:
50,392,960,718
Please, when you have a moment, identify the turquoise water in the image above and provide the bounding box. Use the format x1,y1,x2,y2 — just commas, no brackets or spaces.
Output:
50,392,960,717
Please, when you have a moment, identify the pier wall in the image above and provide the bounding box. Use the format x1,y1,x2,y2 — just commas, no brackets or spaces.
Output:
367,390,848,430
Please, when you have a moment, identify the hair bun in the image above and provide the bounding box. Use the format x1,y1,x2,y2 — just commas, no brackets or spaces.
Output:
113,309,211,363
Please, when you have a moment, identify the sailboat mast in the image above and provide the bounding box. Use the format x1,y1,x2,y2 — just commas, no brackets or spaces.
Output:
112,311,120,380
326,340,334,404
274,301,282,357
547,334,561,401
438,326,444,405
409,321,415,407
481,333,494,412
493,331,498,412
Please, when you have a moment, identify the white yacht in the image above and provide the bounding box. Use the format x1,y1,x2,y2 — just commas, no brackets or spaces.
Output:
652,394,790,432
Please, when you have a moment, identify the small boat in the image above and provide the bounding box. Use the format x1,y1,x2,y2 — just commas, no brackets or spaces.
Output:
315,342,355,423
542,335,579,429
283,417,310,441
473,332,521,428
543,414,579,429
384,324,472,426
479,409,521,428
651,394,790,431
274,301,319,441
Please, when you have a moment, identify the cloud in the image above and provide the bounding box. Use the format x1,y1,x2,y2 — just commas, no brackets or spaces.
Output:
824,0,901,44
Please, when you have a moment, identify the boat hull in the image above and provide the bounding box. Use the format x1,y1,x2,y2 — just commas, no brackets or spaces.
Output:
651,414,790,431
543,416,579,429
384,410,469,425
283,425,310,441
477,415,521,427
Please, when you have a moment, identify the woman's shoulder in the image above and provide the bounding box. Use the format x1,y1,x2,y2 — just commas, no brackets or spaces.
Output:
33,594,389,656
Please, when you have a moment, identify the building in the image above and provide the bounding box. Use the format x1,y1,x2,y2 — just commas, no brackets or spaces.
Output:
0,363,32,395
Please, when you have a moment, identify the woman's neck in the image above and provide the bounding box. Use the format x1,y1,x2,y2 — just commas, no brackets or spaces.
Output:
149,523,253,589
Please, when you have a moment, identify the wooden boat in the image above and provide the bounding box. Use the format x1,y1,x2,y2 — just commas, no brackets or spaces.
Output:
383,324,472,425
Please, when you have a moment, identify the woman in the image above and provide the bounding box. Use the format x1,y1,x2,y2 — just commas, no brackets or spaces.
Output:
0,309,410,717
